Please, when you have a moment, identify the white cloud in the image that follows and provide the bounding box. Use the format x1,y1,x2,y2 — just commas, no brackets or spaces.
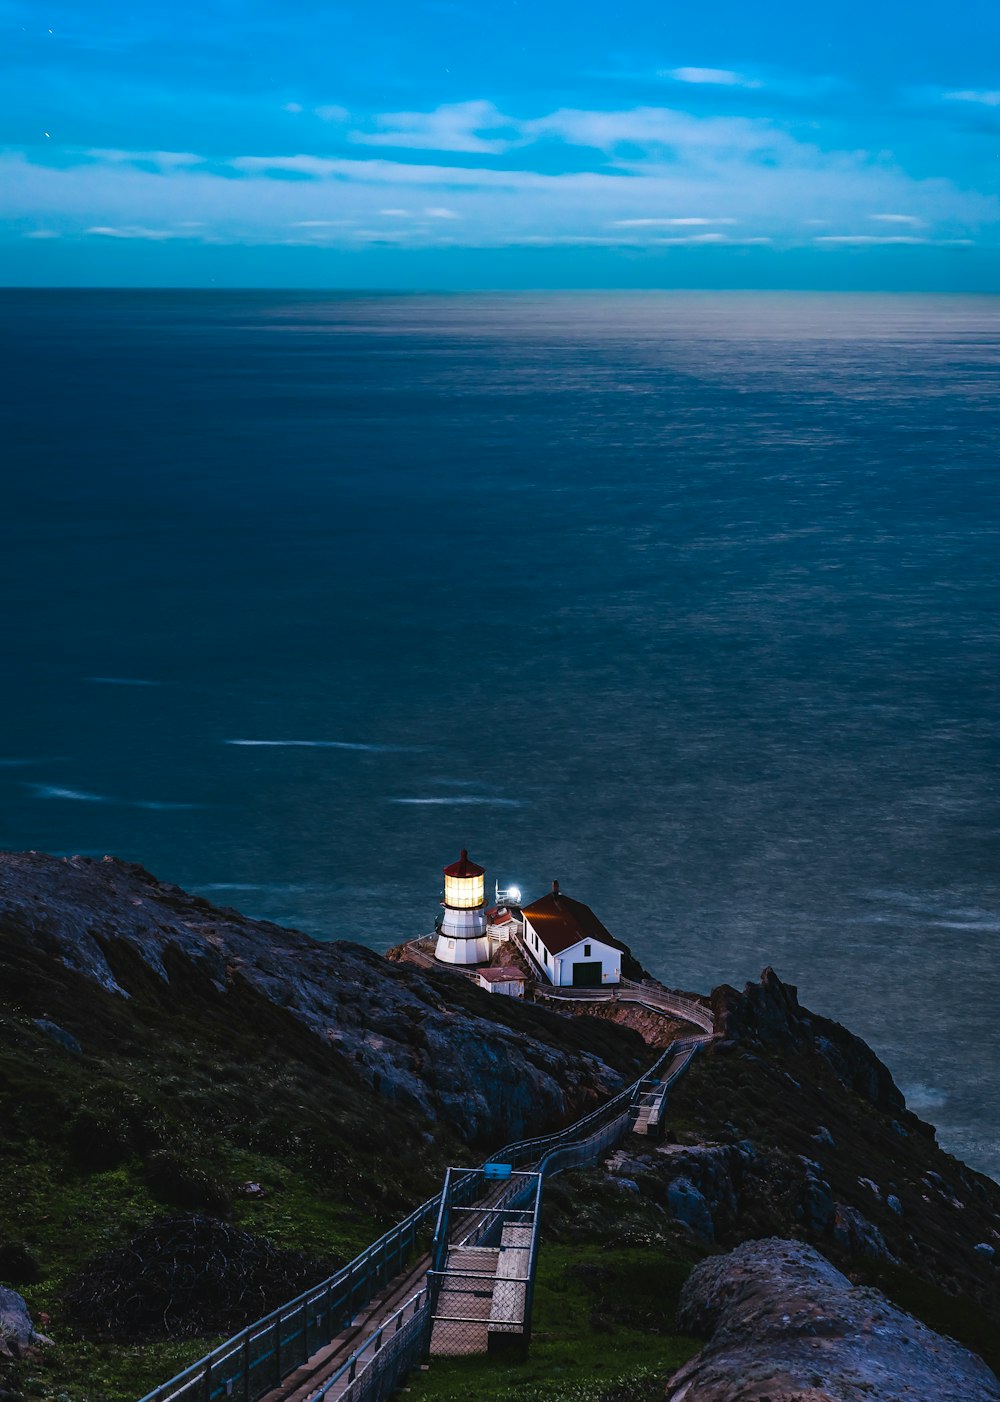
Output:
315,104,350,122
814,234,928,245
87,149,204,169
666,66,762,89
282,102,303,114
86,224,186,240
6,96,997,256
869,213,925,225
24,228,60,238
350,100,515,153
943,89,1000,107
816,234,974,246
523,106,796,158
612,217,737,227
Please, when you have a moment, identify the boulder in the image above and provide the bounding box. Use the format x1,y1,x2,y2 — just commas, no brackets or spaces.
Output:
832,1203,896,1261
32,1019,82,1054
667,1238,1000,1402
0,1288,48,1360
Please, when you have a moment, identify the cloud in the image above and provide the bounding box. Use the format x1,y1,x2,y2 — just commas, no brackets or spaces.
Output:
943,90,1000,108
6,96,998,256
315,104,350,122
523,105,797,158
87,149,204,169
282,102,303,114
24,228,60,238
813,234,969,245
611,217,738,227
869,213,925,225
665,66,762,89
86,224,187,240
350,100,515,153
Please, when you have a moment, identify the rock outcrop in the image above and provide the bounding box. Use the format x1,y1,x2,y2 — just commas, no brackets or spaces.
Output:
0,851,646,1146
712,966,905,1115
0,1288,48,1361
582,967,1000,1345
666,1238,1000,1402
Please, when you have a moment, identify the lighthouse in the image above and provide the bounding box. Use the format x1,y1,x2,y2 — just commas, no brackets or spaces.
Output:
434,848,490,966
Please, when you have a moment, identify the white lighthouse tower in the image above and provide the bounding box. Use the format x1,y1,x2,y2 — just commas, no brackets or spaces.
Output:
434,848,490,966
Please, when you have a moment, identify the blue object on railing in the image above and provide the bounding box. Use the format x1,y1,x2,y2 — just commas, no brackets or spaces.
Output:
483,1162,512,1180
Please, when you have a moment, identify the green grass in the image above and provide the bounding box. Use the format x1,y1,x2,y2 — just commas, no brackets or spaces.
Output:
407,1244,701,1402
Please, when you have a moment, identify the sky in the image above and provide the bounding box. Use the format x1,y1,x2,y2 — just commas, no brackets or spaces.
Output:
2,0,1000,287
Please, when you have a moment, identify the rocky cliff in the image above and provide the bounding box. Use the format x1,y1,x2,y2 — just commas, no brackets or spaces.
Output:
547,966,1000,1378
0,849,647,1148
0,849,655,1398
4,850,1000,1402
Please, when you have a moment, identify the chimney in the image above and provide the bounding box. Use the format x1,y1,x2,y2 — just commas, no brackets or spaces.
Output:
551,879,560,896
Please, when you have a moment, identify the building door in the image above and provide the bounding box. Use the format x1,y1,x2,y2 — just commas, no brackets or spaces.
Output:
572,960,602,988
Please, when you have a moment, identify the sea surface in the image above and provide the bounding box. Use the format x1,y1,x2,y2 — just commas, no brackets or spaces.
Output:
2,289,999,1179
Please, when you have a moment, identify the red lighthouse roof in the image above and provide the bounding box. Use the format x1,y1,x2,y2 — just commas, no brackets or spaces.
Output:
443,848,485,878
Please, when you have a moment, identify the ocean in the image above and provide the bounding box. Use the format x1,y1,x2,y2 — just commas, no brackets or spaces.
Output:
2,288,999,1179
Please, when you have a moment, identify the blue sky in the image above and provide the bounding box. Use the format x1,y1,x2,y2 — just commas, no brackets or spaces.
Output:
3,0,999,287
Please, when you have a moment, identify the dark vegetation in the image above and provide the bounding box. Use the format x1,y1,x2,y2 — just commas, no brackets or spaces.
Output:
0,936,459,1398
64,1216,331,1341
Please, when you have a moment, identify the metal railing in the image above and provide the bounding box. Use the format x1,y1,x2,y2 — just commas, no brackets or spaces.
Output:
139,995,713,1402
136,1196,440,1402
312,1285,432,1402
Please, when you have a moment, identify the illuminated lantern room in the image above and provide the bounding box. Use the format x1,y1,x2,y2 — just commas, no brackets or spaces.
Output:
443,849,485,910
435,848,490,966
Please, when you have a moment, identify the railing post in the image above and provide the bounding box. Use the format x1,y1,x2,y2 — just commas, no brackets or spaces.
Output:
241,1335,250,1402
273,1316,282,1386
203,1358,212,1402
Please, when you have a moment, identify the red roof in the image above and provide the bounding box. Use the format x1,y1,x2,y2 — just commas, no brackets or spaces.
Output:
520,883,619,957
443,848,485,878
479,966,526,983
488,906,515,924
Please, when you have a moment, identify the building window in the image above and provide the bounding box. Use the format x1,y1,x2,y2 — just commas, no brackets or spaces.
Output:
584,943,591,957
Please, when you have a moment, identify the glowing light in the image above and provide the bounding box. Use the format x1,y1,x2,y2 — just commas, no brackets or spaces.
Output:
444,870,484,909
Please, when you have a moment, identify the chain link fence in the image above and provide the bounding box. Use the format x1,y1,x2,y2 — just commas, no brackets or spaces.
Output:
428,1170,540,1361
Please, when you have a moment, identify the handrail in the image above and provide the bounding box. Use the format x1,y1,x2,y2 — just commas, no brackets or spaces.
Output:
312,1284,430,1401
138,985,715,1402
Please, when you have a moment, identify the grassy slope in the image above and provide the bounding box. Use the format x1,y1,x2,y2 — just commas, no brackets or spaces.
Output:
409,1243,702,1402
0,939,460,1401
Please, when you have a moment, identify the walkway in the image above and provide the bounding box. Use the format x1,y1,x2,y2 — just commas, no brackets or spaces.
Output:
140,953,715,1402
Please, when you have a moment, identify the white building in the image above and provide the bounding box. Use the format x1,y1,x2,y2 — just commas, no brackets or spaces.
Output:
434,848,491,966
486,904,522,956
520,881,622,988
477,966,526,998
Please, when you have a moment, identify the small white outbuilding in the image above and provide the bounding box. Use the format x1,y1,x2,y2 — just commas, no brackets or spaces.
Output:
477,965,526,998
